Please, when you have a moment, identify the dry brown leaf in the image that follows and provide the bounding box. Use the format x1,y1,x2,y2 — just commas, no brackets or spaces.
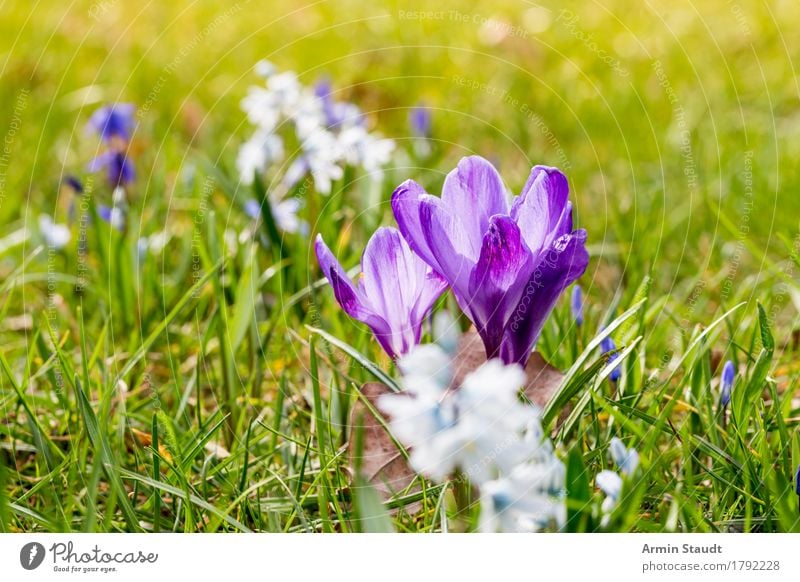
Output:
349,383,418,505
349,334,566,504
129,427,172,462
451,331,564,407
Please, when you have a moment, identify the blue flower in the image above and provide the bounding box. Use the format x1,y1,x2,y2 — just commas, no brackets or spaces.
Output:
243,199,261,220
719,360,735,408
600,333,621,382
409,103,431,138
87,104,135,143
571,284,584,327
64,175,84,193
98,205,125,231
88,151,135,186
795,464,800,496
609,437,639,476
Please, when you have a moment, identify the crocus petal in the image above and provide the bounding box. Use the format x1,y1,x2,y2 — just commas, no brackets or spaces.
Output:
499,230,589,365
314,234,375,324
441,156,509,253
467,215,534,357
361,228,447,350
360,227,421,351
511,166,571,252
392,180,476,290
315,231,444,359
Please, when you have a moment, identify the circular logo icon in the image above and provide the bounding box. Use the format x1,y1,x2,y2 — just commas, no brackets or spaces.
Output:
20,542,46,570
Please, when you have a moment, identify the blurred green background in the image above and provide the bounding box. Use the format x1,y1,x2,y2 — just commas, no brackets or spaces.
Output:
1,0,798,322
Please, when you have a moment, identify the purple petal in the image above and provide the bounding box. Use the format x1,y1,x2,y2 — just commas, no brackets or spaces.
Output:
315,234,373,323
87,103,135,143
499,229,589,365
467,215,535,357
441,156,509,253
392,179,476,289
87,151,113,173
360,227,446,356
314,234,395,358
511,166,571,252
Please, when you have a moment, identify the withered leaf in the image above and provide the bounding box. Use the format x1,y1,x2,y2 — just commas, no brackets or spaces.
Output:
451,331,564,408
349,383,418,505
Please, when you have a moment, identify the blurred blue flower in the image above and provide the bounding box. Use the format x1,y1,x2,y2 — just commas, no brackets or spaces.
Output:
64,175,84,193
720,360,735,408
571,284,583,327
87,103,136,143
88,151,135,186
795,464,800,496
609,437,639,476
314,77,358,129
243,199,261,220
409,103,431,138
98,205,125,231
600,333,621,382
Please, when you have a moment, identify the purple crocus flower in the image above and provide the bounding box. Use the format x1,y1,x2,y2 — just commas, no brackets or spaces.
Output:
391,156,588,366
720,360,735,408
601,334,621,382
409,104,431,138
88,151,135,186
571,284,584,327
87,103,136,143
315,227,447,359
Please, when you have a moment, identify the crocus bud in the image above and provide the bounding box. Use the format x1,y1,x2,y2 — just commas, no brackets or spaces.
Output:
720,360,735,408
600,334,621,382
571,284,583,327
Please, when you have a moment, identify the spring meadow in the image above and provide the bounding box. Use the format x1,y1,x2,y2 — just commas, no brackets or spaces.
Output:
2,0,800,557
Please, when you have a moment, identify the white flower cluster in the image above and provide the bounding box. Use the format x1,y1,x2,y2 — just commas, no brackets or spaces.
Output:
596,437,640,526
237,61,395,195
378,341,566,533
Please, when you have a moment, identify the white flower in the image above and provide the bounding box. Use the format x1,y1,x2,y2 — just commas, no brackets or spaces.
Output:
254,59,276,78
597,469,623,525
238,65,397,194
609,437,639,476
272,197,304,234
38,215,70,249
379,353,536,484
337,125,395,173
241,87,281,131
300,129,344,194
237,130,284,185
479,459,567,533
